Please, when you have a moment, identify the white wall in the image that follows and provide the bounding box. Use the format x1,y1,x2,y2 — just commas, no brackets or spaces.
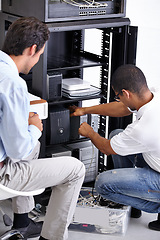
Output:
126,0,160,89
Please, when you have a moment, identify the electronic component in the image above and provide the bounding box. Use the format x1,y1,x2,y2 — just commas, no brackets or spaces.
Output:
47,107,70,144
2,0,126,22
70,114,99,140
51,146,72,157
70,187,130,235
66,141,98,183
29,93,48,120
62,85,101,99
88,114,99,133
47,72,62,101
70,114,88,140
62,78,90,91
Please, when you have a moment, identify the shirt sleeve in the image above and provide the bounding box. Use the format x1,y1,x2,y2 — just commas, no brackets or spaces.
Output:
0,84,41,160
110,124,148,156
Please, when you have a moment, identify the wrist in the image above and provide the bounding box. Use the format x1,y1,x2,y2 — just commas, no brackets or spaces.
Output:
88,128,96,139
83,107,90,115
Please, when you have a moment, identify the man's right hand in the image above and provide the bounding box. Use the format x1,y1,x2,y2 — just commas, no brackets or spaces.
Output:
69,105,85,117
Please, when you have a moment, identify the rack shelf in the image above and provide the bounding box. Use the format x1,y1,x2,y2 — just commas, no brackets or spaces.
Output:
48,93,103,105
47,53,103,71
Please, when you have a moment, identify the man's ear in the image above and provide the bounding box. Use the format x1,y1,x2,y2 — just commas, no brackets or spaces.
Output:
122,89,130,99
30,44,37,56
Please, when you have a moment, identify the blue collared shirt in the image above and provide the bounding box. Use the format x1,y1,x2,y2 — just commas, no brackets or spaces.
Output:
0,50,41,162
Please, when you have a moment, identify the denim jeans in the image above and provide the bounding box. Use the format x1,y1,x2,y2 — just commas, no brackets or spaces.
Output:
95,129,160,213
109,129,147,169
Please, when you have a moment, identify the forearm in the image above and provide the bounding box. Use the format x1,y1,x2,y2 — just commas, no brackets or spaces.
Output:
83,101,131,117
79,122,116,155
88,130,116,155
2,92,41,159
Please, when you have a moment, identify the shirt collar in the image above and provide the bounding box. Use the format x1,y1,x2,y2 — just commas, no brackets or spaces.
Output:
136,93,154,120
0,50,19,76
136,105,146,120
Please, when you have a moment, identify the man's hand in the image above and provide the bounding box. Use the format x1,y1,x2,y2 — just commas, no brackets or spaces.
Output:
79,122,116,156
69,105,85,117
28,112,43,132
79,122,94,138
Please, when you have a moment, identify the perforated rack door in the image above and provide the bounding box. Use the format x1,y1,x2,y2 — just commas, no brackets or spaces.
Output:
98,28,111,172
98,25,137,172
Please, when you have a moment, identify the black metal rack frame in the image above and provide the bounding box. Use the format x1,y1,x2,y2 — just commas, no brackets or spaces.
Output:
0,11,137,174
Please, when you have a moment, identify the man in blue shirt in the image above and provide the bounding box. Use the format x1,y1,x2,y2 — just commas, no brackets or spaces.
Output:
0,17,85,240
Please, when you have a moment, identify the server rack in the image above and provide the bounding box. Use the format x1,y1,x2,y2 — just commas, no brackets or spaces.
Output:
0,8,137,176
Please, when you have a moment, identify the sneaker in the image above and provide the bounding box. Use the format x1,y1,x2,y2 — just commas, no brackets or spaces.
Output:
99,197,124,209
130,207,142,218
148,213,160,231
12,219,43,239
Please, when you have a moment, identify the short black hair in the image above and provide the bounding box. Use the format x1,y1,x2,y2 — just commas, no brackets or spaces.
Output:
111,64,149,97
2,17,50,56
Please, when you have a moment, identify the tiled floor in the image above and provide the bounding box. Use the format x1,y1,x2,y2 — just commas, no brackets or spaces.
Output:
0,200,159,240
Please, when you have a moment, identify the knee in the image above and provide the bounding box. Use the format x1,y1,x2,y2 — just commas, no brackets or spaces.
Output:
79,161,86,178
95,171,107,195
95,170,118,195
71,157,86,179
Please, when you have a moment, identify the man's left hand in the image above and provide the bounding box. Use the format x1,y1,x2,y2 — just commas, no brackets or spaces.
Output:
79,122,94,138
